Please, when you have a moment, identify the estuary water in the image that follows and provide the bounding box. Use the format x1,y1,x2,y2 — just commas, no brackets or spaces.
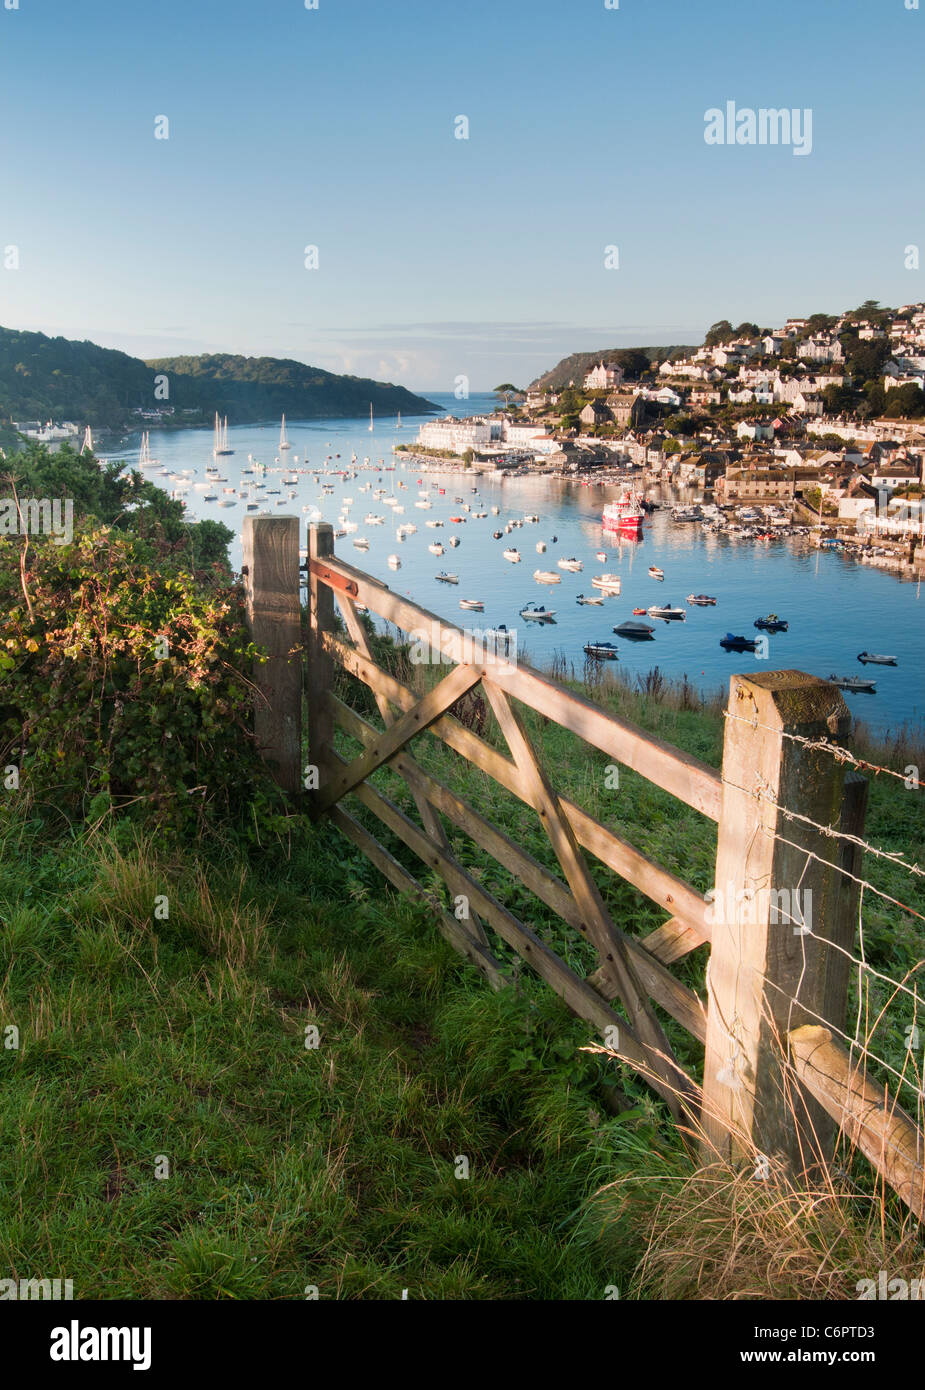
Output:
112,397,924,738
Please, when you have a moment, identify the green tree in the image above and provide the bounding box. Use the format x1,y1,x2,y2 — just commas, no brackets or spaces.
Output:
704,320,734,348
883,383,925,419
493,383,520,408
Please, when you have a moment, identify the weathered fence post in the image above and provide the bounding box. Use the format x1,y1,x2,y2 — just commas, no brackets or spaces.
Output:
306,523,336,802
242,515,302,794
701,670,862,1173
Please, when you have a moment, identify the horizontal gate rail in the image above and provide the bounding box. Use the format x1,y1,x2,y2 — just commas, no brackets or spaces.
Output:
324,630,711,949
315,552,723,820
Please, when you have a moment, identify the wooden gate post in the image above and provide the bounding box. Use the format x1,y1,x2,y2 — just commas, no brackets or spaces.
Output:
242,515,302,794
306,523,336,803
701,670,861,1173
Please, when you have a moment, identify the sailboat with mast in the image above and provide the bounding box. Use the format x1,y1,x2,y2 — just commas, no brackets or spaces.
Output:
279,415,291,451
212,412,234,457
368,403,374,433
81,426,94,454
396,411,401,430
138,431,158,467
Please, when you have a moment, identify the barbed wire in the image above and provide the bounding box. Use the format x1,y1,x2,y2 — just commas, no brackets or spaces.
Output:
723,707,921,788
725,825,925,1113
722,768,925,883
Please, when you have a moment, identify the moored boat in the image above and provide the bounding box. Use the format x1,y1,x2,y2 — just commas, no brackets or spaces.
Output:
503,548,521,562
828,674,877,692
603,489,644,534
584,641,619,659
435,571,458,583
754,614,789,632
459,598,484,611
520,603,556,621
614,621,655,639
533,569,562,584
857,652,897,665
720,632,758,651
576,593,605,605
648,566,664,580
686,594,717,606
591,574,622,593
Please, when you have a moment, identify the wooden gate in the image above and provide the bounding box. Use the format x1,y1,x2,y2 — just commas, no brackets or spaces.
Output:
242,516,925,1217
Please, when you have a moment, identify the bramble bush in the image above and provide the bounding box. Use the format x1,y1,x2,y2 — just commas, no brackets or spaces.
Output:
0,524,290,842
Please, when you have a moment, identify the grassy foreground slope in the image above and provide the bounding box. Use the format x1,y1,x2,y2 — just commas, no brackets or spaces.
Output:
0,816,636,1300
0,474,921,1298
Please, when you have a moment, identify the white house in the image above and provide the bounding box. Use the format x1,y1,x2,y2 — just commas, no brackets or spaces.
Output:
737,419,775,442
791,391,824,417
417,416,500,452
583,362,625,392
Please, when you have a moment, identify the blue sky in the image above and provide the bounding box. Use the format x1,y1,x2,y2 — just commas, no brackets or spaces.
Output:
1,0,922,390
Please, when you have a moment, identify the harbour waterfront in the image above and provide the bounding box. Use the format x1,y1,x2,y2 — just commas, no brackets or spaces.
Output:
112,398,924,739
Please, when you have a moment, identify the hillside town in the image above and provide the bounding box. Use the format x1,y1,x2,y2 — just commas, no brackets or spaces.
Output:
401,301,925,576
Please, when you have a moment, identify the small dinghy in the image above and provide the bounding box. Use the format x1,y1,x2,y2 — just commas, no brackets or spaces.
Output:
558,557,583,572
828,674,877,692
520,603,556,621
591,574,622,593
649,604,686,621
576,593,605,605
387,555,401,568
720,632,758,651
584,641,619,660
503,548,521,562
533,569,561,584
536,541,547,553
459,598,484,611
686,594,717,606
857,652,897,666
614,621,655,640
595,551,607,563
754,614,788,632
649,566,665,580
435,571,458,583
428,542,445,556
632,607,647,616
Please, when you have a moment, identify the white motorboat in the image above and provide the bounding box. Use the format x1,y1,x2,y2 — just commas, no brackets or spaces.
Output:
828,674,876,691
503,548,521,562
520,603,556,620
591,574,622,593
533,569,562,584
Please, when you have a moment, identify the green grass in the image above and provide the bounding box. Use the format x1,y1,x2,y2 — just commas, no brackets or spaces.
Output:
1,647,922,1301
0,813,653,1300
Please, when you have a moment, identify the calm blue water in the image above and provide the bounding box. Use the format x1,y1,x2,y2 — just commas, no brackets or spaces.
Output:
105,399,924,738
